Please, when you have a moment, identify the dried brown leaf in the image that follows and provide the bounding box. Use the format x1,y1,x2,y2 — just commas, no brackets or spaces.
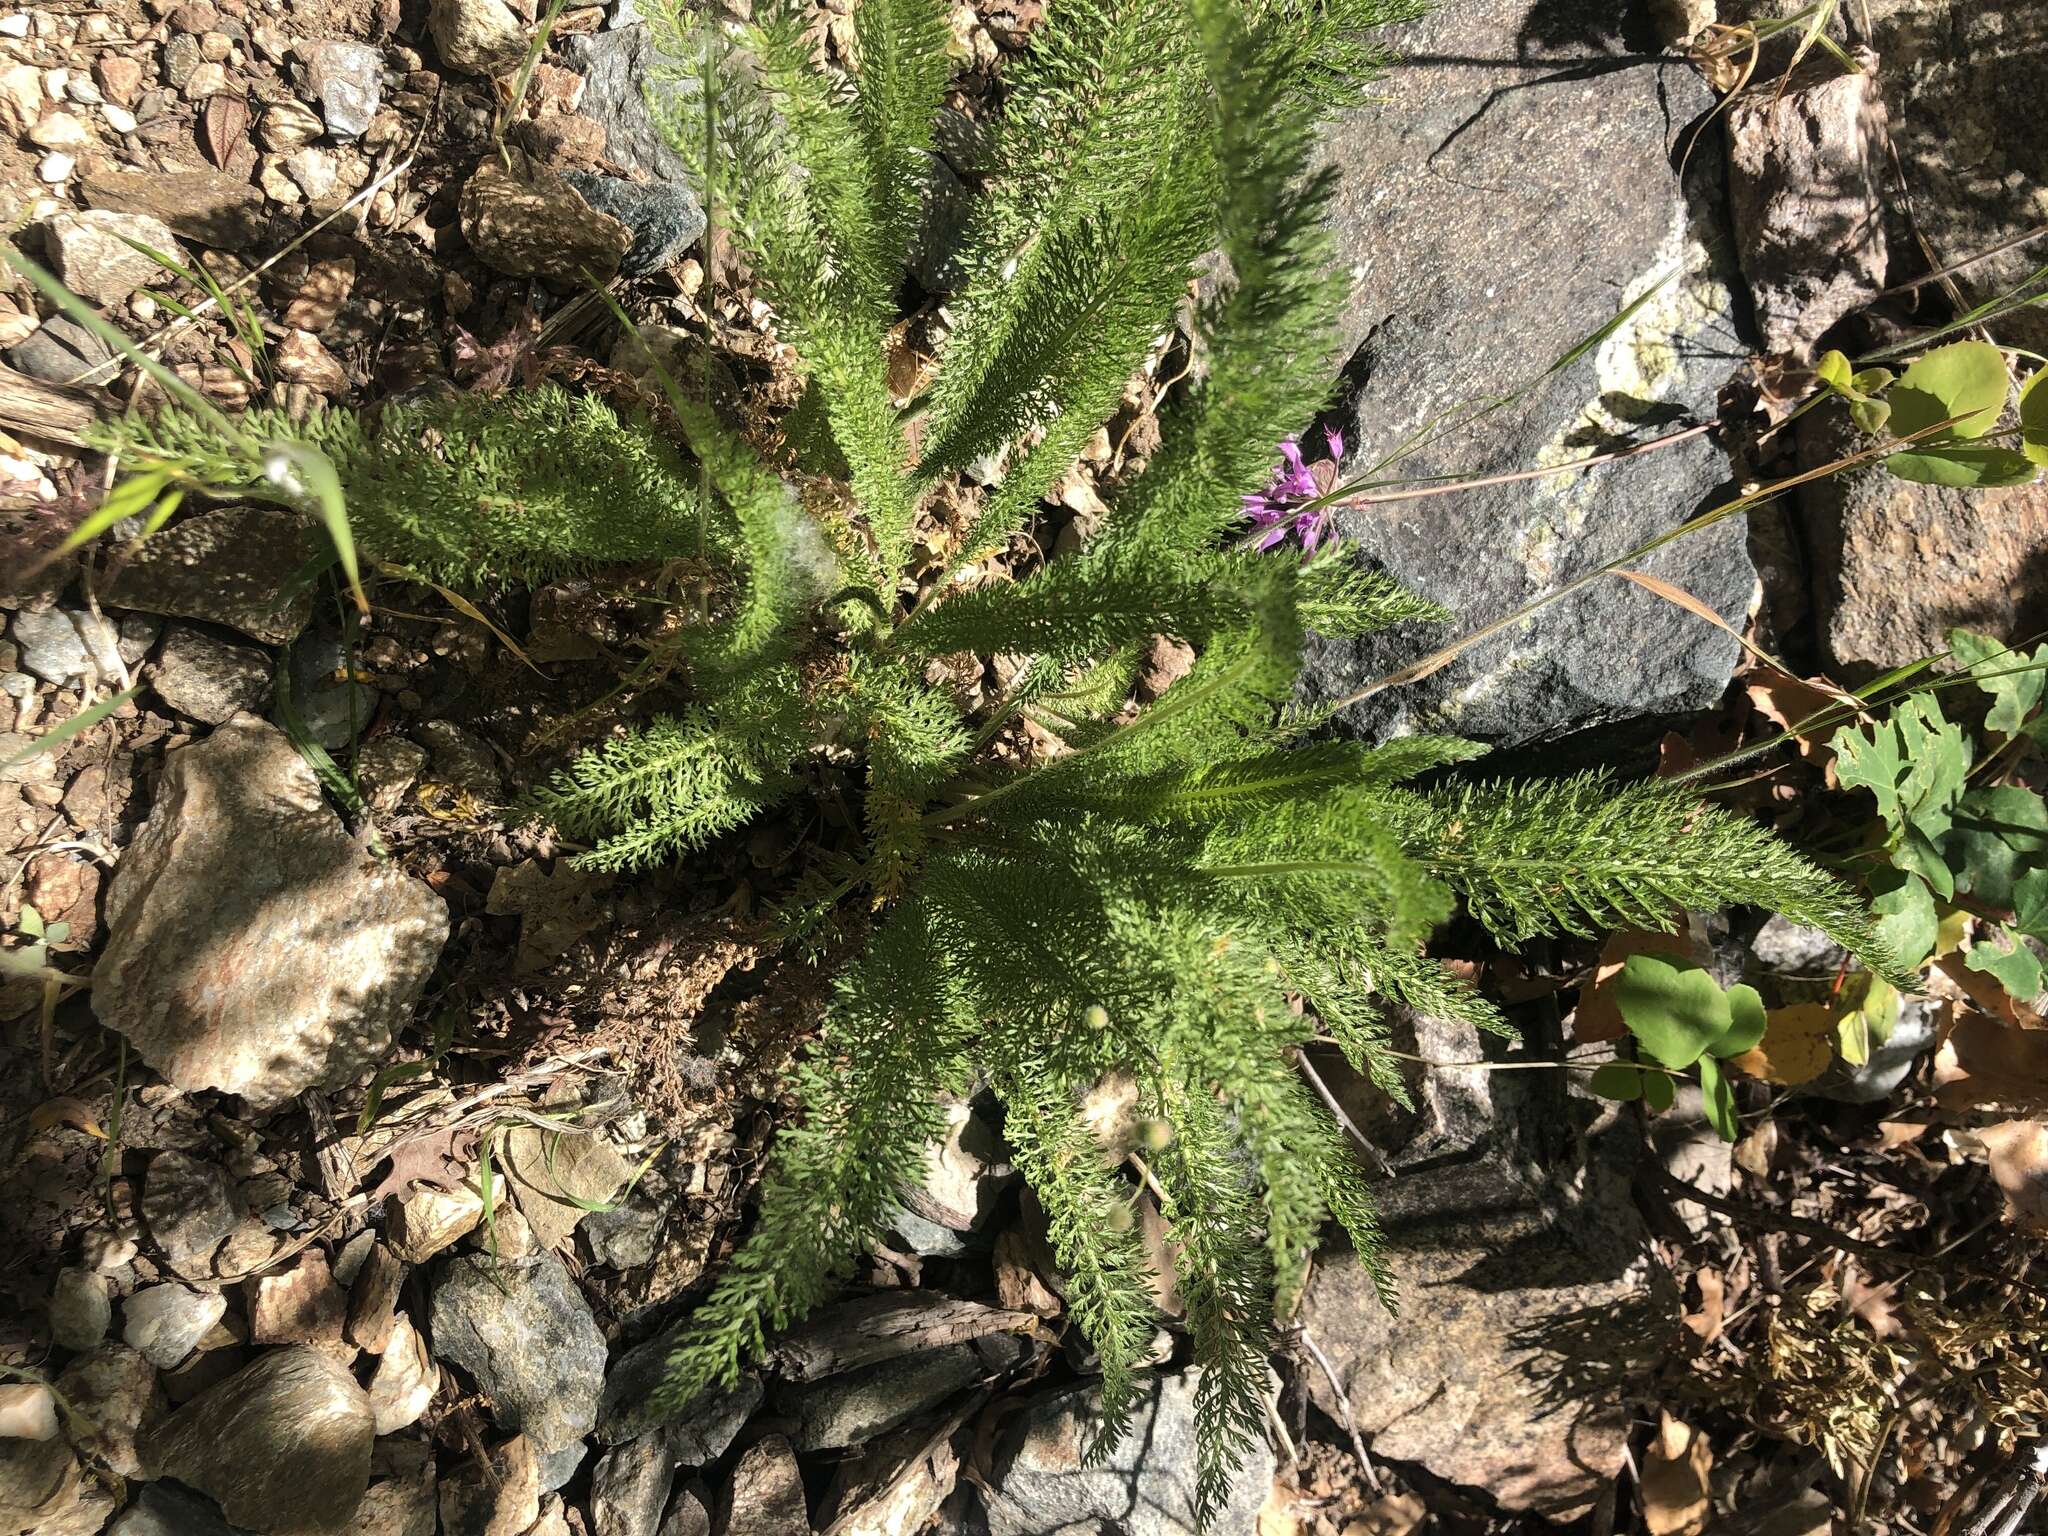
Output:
1935,1010,2048,1112
1976,1118,2048,1232
1745,662,1852,768
202,93,248,171
1683,1267,1725,1344
368,1123,479,1203
28,1095,106,1139
1642,1411,1713,1536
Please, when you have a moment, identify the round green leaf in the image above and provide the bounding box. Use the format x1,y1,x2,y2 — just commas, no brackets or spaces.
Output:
1885,445,2038,488
1697,1055,1738,1141
1714,984,1768,1058
1589,1063,1644,1102
1642,1069,1676,1114
1888,339,2011,443
1815,350,1853,391
1867,866,1938,970
1613,954,1731,1069
2021,366,2048,468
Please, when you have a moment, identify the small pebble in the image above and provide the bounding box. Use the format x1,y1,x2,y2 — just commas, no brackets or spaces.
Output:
102,103,137,134
0,1383,58,1441
37,152,73,184
182,61,229,99
0,15,27,38
27,110,89,149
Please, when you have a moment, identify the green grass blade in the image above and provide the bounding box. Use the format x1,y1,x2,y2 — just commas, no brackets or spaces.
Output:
1,686,141,772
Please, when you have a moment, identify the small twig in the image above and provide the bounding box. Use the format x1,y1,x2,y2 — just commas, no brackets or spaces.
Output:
1294,1324,1382,1492
1295,1050,1393,1179
1328,422,1713,512
1264,1386,1300,1469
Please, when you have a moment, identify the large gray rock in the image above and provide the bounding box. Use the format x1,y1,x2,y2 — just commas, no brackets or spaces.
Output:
98,507,321,645
1299,1155,1665,1518
976,1370,1272,1536
141,1346,375,1534
1799,414,2048,673
590,1432,677,1536
92,716,448,1108
1726,53,1889,356
1300,0,1752,748
429,1251,606,1452
597,1326,761,1452
1860,0,2048,346
566,26,690,185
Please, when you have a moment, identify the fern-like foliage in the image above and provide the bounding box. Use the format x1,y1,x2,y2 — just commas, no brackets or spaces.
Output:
88,0,1903,1520
86,384,710,585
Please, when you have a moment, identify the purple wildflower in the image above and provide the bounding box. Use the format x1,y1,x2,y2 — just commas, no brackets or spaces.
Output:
1241,427,1345,552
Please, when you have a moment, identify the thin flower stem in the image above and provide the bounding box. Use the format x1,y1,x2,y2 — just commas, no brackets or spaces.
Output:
1325,413,1975,716
1322,421,1714,514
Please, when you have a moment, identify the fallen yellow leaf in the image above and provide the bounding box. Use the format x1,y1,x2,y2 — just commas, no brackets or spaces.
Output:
28,1096,106,1139
1731,1003,1834,1085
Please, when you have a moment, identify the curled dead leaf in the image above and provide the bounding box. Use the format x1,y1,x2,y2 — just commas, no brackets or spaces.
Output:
1745,662,1854,769
1974,1119,2048,1232
1642,1411,1713,1536
1935,1011,2048,1113
29,1095,106,1139
1683,1267,1725,1344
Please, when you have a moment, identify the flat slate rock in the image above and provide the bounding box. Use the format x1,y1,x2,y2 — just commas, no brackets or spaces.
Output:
976,1369,1271,1536
430,1252,606,1453
1300,1155,1665,1518
92,716,448,1108
1300,0,1754,748
99,506,322,645
1860,0,2048,347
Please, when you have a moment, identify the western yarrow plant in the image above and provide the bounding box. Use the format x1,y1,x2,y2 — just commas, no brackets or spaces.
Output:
90,0,1913,1513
